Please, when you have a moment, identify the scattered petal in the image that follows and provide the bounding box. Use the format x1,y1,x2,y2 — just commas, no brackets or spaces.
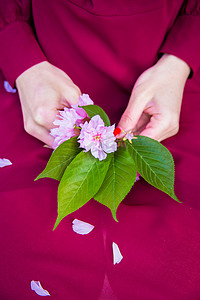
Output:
0,158,12,168
43,145,51,149
72,219,94,235
4,81,16,93
112,242,123,265
30,281,50,296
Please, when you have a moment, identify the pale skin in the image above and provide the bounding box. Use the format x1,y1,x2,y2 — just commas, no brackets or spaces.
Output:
118,54,191,141
16,61,81,146
16,54,190,146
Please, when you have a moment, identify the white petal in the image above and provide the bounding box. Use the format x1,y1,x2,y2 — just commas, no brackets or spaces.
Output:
30,281,50,296
72,219,94,235
4,81,16,93
0,158,12,168
112,242,123,265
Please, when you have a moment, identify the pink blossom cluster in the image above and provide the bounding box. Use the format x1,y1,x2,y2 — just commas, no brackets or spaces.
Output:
78,115,117,161
50,94,93,149
50,94,117,160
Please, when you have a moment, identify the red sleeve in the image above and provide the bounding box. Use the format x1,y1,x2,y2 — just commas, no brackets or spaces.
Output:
159,0,200,76
0,1,47,87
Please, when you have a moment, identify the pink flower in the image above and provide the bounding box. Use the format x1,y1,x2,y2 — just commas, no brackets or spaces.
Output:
50,94,94,149
72,94,94,124
78,94,94,106
124,131,134,141
78,115,117,161
50,107,78,149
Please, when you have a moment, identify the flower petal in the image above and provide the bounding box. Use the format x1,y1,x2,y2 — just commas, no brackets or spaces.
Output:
78,115,117,160
72,219,94,235
4,81,16,93
78,94,94,106
30,281,50,296
0,158,12,168
135,172,140,182
112,242,123,265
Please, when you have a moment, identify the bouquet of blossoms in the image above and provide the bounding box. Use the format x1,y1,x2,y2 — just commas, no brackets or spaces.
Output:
36,94,179,230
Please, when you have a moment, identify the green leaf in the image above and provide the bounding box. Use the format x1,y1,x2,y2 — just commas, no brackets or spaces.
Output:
53,151,111,229
35,137,81,181
94,147,137,221
125,136,179,202
82,105,110,126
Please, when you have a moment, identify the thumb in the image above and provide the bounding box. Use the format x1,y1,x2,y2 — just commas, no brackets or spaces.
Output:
117,95,146,136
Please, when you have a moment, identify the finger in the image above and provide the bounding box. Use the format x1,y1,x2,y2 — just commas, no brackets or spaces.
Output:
34,105,63,131
25,122,55,147
139,114,169,141
133,113,151,135
117,94,147,136
62,85,81,106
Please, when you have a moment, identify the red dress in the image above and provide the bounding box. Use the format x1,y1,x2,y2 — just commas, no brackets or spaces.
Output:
0,1,200,299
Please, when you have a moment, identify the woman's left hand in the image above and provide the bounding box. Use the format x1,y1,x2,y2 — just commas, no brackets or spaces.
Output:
117,54,191,142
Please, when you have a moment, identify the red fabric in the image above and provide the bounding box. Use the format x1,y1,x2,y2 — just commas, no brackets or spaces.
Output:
1,1,200,299
0,21,46,87
159,15,200,75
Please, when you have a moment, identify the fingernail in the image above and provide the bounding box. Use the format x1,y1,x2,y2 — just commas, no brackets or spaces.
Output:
113,127,122,137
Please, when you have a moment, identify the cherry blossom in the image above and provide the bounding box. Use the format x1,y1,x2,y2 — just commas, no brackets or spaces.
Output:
78,115,117,161
50,94,94,149
50,108,79,149
78,93,94,106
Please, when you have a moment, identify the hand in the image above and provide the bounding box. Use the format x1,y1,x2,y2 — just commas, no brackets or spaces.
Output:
118,54,191,142
16,61,81,147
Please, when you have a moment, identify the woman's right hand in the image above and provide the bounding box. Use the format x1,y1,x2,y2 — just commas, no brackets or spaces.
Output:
16,61,81,147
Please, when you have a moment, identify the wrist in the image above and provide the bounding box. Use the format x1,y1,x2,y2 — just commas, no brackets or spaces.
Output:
156,54,191,81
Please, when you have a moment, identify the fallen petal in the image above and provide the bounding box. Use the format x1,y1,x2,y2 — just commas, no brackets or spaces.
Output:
0,158,12,168
72,219,94,235
112,242,123,265
31,281,50,296
4,81,16,93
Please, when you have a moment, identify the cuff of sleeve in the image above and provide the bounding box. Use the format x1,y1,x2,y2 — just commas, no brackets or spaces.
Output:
159,15,200,77
0,21,47,87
